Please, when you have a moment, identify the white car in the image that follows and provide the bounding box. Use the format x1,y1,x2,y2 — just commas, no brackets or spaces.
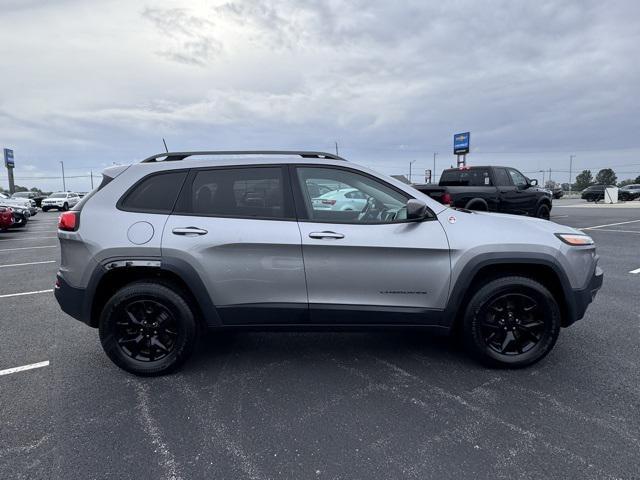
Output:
312,188,369,211
0,192,32,211
42,192,80,211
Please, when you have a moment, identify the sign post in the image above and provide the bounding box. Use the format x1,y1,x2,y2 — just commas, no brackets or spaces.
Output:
4,148,15,194
453,132,470,167
424,169,432,184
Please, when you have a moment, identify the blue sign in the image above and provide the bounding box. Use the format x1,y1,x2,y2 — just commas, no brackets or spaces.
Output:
453,132,470,155
4,149,14,168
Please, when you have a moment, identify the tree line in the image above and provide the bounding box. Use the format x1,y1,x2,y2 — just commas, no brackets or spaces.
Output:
573,169,640,191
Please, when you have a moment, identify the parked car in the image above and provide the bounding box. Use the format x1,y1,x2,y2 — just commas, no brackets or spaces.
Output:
618,184,640,201
552,186,564,199
581,185,615,202
312,187,368,211
413,166,553,219
42,192,80,211
0,192,32,225
54,151,603,376
12,191,46,208
0,207,14,230
77,192,89,198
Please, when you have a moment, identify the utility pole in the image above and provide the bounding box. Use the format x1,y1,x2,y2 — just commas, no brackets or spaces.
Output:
432,152,438,184
569,155,575,192
60,161,66,191
409,160,416,184
334,141,339,157
90,170,94,189
549,168,552,186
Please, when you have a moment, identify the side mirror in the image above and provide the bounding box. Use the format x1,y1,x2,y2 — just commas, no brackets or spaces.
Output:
407,199,428,220
529,178,538,186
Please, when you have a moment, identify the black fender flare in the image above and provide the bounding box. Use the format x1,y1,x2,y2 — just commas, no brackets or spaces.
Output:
464,198,489,211
444,252,578,327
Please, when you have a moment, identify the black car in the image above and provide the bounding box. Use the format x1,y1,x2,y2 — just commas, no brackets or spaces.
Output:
552,186,564,199
619,184,640,201
581,185,614,202
414,166,553,219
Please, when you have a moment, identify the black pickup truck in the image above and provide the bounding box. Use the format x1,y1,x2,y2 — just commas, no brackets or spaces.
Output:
414,166,553,219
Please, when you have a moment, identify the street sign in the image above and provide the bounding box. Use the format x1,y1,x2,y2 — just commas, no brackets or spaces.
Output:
4,149,14,168
424,169,432,183
453,132,470,155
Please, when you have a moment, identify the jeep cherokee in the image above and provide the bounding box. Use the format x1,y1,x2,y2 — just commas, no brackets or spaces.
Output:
54,151,603,376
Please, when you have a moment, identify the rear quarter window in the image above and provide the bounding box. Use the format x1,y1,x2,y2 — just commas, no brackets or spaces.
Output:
118,170,188,214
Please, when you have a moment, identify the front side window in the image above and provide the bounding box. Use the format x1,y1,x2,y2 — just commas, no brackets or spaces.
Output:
507,169,528,187
120,170,188,213
175,166,291,219
296,167,411,224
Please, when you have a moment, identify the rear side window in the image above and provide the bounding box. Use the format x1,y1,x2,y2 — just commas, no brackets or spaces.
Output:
175,166,293,219
119,171,188,213
440,168,492,186
493,168,511,186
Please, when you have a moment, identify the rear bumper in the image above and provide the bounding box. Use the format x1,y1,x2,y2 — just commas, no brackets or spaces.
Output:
567,266,603,325
54,273,92,326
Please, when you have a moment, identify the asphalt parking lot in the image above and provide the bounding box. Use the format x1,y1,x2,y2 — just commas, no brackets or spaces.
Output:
1,202,639,480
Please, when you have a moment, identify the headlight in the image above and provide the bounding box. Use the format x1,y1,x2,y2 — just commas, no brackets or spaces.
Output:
555,233,594,246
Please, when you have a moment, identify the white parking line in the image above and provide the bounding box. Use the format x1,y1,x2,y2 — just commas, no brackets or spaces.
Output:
0,361,50,377
630,268,640,274
0,236,58,242
587,228,640,234
580,219,640,230
0,289,53,298
0,245,57,252
0,260,56,268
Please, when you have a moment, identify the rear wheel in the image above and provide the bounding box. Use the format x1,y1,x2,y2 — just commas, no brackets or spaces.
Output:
99,282,197,376
536,203,550,220
462,276,560,368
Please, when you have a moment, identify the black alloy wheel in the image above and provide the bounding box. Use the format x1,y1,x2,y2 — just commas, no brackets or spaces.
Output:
99,282,197,376
536,204,550,220
115,299,178,362
462,276,560,368
479,293,545,355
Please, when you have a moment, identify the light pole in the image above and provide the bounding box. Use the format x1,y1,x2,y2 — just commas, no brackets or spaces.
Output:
433,152,438,184
539,170,546,186
409,160,416,184
60,161,66,191
569,155,575,192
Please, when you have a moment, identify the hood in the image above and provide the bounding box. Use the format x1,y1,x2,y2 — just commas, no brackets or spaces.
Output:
437,207,582,246
0,197,30,208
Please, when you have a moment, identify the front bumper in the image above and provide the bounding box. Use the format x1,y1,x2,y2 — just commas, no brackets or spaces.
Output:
568,266,603,325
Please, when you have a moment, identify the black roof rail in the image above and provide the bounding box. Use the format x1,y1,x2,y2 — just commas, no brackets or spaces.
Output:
141,150,346,163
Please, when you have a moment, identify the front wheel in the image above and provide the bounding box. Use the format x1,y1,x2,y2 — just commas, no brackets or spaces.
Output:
536,204,550,220
99,282,198,376
462,276,561,368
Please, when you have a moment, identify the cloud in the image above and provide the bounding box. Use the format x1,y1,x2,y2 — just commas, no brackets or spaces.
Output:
0,0,639,191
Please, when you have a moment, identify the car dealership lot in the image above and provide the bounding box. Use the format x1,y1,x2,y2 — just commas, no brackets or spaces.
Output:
1,207,638,479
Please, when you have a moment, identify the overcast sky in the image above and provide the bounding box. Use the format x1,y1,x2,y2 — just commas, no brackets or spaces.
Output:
1,0,639,191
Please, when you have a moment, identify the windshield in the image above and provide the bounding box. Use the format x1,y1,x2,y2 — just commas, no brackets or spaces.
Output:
12,192,30,198
49,193,67,198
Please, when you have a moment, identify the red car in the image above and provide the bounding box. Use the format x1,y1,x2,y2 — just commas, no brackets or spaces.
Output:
0,207,14,230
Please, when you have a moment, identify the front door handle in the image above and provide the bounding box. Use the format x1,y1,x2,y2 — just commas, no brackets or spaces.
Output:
309,231,344,240
172,227,208,236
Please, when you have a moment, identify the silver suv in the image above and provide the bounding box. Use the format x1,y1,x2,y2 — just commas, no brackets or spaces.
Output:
54,151,603,375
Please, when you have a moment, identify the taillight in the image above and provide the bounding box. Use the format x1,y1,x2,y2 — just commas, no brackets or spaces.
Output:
441,192,453,205
58,211,79,231
321,199,337,205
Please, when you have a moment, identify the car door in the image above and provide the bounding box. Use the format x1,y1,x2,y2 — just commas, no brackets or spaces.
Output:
162,165,308,325
503,168,537,215
292,165,451,325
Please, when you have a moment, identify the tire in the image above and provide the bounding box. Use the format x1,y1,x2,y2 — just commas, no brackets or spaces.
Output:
462,276,561,368
15,221,27,228
536,203,550,220
99,282,198,376
465,199,488,211
62,202,69,211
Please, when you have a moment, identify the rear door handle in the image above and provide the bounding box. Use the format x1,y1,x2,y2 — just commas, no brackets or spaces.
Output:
172,227,208,236
309,231,344,240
